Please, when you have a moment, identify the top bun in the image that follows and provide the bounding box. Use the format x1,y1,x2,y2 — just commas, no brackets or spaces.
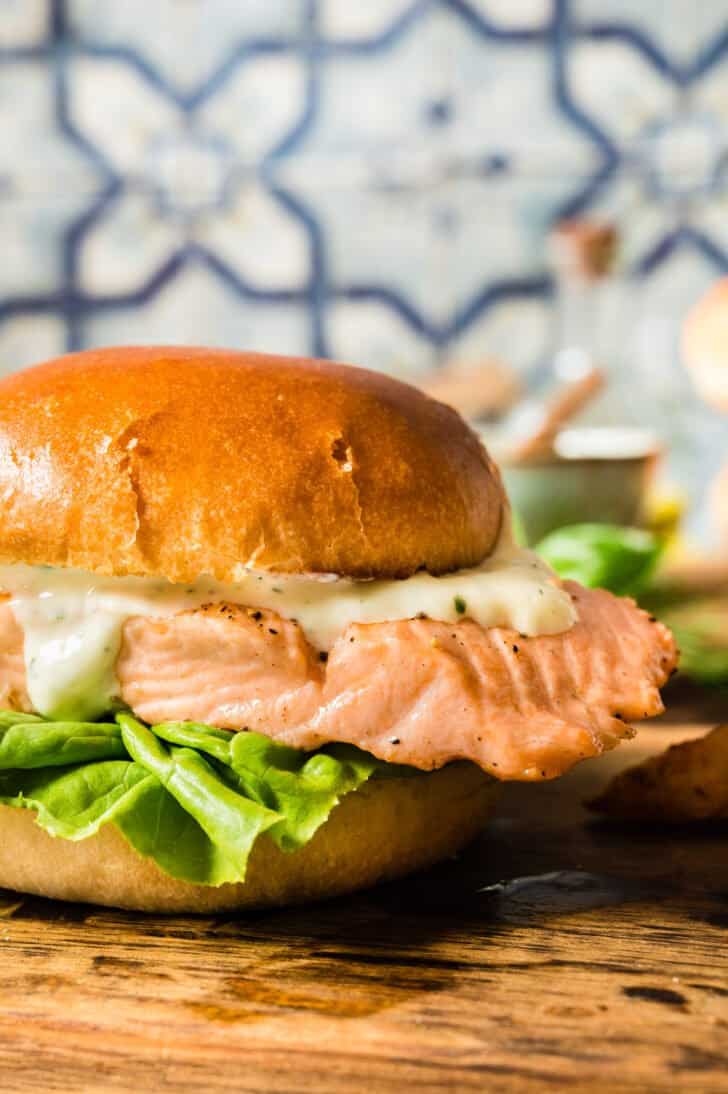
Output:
682,278,728,412
0,347,504,582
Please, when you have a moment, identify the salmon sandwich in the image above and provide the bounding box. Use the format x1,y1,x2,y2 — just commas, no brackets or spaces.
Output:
0,348,677,912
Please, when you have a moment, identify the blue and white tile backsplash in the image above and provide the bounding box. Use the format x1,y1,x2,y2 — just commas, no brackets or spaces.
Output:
1,0,727,392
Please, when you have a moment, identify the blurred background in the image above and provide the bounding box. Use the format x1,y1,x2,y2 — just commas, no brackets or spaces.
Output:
2,0,728,559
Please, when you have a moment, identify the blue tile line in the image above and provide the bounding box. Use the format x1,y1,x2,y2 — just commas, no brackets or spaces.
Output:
0,294,64,321
264,0,328,356
192,244,309,304
336,283,435,340
81,250,190,312
688,26,728,81
446,275,552,341
0,45,52,62
50,0,68,39
574,21,677,82
634,225,728,278
576,20,728,86
550,0,620,220
439,0,552,41
315,0,433,55
62,179,123,350
55,38,118,350
266,180,329,357
266,3,320,163
333,273,551,347
185,39,296,112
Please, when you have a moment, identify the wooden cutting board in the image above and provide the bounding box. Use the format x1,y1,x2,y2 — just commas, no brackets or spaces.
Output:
1,682,727,1093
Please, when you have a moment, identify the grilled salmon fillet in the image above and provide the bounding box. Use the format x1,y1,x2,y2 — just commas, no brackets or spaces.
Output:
0,582,677,781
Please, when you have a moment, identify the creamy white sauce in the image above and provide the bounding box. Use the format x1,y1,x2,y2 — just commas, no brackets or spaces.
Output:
0,535,576,721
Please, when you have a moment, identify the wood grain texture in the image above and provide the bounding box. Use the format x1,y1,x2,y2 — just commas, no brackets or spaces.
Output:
1,681,727,1093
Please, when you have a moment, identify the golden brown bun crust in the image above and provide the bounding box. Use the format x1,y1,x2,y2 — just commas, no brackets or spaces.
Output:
0,764,497,913
682,278,728,411
0,346,504,581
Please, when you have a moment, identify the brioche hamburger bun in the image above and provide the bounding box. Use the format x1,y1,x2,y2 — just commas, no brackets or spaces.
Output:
682,278,728,411
0,346,504,583
0,347,504,911
0,763,497,913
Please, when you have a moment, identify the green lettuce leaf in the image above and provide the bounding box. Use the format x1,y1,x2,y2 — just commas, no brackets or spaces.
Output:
0,718,125,769
0,761,153,840
151,719,382,851
0,709,391,886
118,713,280,870
113,775,260,886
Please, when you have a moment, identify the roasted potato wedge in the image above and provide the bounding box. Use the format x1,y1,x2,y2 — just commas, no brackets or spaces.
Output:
590,724,728,823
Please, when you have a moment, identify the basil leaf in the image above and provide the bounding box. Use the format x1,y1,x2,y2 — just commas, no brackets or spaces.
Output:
537,523,662,596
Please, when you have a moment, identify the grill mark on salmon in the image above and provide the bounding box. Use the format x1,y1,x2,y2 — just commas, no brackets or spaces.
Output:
0,582,677,781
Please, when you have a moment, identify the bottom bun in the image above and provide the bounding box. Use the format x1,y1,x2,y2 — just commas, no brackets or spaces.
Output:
0,763,498,913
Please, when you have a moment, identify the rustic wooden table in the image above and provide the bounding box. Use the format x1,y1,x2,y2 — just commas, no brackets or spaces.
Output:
1,682,727,1093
